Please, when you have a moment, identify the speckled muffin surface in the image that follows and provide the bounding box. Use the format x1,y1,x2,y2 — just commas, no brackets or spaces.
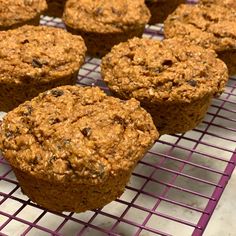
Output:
0,25,86,112
63,0,150,33
101,37,228,134
63,0,150,56
0,0,47,30
145,0,185,24
0,85,158,212
199,0,236,10
164,4,236,75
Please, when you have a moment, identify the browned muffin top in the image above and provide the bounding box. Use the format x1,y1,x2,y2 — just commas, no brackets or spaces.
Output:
164,4,236,52
0,25,86,84
101,37,228,103
63,0,150,33
0,86,158,184
0,0,47,29
199,0,236,10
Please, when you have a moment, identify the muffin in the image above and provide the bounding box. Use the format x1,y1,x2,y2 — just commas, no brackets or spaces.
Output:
101,37,228,135
45,0,66,18
63,0,150,57
199,0,236,10
145,0,185,24
0,25,86,112
164,4,236,75
0,85,158,212
0,0,47,30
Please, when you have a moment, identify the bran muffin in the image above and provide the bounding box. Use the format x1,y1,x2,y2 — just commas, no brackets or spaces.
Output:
0,25,86,112
145,0,185,24
101,37,228,135
164,4,236,75
45,0,66,18
199,0,236,10
0,0,47,30
63,0,150,57
0,85,158,212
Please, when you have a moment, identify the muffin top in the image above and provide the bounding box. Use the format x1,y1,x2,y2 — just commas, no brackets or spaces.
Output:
63,0,150,33
164,4,236,52
0,0,47,29
0,86,158,184
199,0,236,10
0,25,86,84
101,37,228,104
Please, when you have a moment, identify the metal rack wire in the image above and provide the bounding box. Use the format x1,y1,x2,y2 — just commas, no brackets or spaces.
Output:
0,14,236,236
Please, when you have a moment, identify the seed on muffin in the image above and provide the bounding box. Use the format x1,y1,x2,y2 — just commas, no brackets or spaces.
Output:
0,25,86,112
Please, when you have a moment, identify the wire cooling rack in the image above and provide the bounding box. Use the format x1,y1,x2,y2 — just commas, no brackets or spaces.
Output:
1,12,236,236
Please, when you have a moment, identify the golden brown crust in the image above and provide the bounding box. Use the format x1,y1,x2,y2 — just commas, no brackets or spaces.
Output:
63,0,150,34
164,4,236,75
0,25,86,84
63,0,150,56
0,0,47,29
164,4,236,52
199,0,236,10
0,86,158,185
101,37,228,103
101,37,228,134
0,25,86,111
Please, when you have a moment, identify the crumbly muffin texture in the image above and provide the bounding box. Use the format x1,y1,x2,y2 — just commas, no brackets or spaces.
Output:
0,25,86,112
164,4,236,52
0,86,158,185
102,37,228,104
63,0,150,33
102,37,228,134
0,0,47,29
0,25,86,84
199,0,236,10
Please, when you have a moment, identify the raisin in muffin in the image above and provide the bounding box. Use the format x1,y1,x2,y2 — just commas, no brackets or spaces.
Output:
45,0,66,18
101,37,228,135
0,85,158,212
199,0,236,10
0,0,47,30
164,4,236,75
0,25,86,112
145,0,185,24
63,0,150,57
